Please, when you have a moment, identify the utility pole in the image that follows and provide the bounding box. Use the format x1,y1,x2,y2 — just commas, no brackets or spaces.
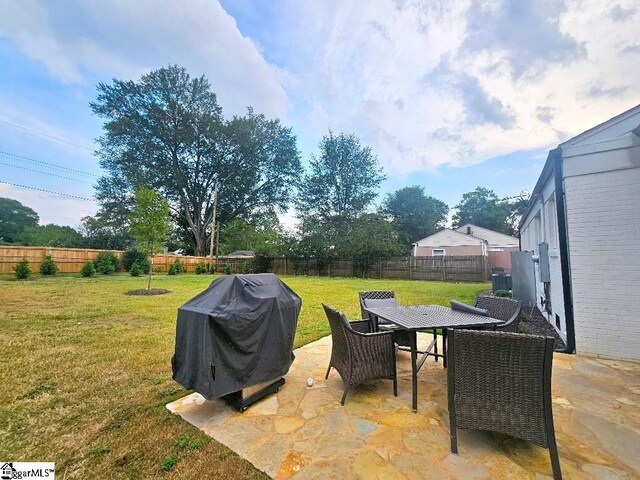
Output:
215,221,220,266
209,188,218,271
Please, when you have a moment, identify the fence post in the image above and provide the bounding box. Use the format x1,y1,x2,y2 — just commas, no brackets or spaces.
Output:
442,256,446,282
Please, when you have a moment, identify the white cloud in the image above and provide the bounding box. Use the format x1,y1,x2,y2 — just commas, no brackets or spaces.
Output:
1,0,638,184
268,0,640,174
0,0,288,118
0,183,96,227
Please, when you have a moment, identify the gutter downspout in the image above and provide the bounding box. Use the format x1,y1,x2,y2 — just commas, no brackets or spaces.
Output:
552,147,576,354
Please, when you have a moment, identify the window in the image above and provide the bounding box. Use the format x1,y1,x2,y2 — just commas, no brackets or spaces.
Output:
432,249,445,256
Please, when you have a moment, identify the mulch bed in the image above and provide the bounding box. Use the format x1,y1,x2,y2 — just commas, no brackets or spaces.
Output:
125,289,172,296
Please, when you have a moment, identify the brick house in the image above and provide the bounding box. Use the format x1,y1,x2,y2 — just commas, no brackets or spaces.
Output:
519,104,640,361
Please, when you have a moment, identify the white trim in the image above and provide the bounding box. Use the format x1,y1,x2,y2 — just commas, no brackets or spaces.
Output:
432,248,446,256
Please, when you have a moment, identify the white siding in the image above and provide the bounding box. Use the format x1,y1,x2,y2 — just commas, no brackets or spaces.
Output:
565,166,640,361
519,177,566,338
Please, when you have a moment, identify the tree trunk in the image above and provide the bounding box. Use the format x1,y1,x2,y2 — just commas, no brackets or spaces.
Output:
147,241,153,290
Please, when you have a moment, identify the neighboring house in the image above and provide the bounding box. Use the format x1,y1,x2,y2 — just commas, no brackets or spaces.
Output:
225,250,255,258
412,224,518,272
454,224,519,272
519,104,640,361
412,228,488,258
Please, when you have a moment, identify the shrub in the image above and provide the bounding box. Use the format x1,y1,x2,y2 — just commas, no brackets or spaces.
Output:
195,262,207,275
80,261,96,277
14,258,31,279
241,260,252,274
168,259,185,275
94,252,119,274
223,263,232,275
494,290,512,298
122,248,147,271
39,255,59,275
135,258,151,274
129,261,143,277
253,253,272,273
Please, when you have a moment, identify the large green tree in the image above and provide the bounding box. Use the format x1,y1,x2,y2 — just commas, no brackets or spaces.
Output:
0,197,39,243
219,214,284,256
381,186,448,250
79,214,134,250
19,224,83,248
452,187,529,236
295,131,385,223
91,65,301,255
335,213,403,275
129,188,171,290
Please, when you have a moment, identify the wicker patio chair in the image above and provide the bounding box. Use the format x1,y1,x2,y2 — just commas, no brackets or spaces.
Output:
359,291,436,356
447,329,561,480
323,304,397,405
474,295,522,332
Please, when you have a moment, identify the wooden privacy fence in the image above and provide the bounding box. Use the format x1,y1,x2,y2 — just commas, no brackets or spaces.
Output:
0,246,257,274
0,246,123,274
268,255,488,282
0,247,487,282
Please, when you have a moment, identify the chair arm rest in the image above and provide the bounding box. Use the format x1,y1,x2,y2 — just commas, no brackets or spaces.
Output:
350,319,373,333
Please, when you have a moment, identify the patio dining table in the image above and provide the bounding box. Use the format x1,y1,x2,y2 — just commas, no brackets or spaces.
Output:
363,305,502,411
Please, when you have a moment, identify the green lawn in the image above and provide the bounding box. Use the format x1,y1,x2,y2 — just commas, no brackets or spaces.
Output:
0,273,487,479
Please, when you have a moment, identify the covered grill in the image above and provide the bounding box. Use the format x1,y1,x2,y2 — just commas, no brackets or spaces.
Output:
172,273,301,410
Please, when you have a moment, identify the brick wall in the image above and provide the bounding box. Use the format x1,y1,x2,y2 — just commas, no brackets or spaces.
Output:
565,166,640,361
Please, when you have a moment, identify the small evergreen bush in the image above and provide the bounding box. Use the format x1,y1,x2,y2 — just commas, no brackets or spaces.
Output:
129,261,143,277
195,262,207,275
39,255,59,275
14,258,31,279
80,261,96,277
122,248,147,272
94,252,119,274
168,259,185,275
241,260,252,274
224,263,232,275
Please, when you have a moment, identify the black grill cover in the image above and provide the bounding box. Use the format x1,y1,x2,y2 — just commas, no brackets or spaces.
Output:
172,273,301,399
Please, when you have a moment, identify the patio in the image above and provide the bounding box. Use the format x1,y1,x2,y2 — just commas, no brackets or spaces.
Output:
167,333,640,479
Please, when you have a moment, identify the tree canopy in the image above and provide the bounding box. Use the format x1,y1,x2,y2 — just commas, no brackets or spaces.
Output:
129,188,171,255
336,213,404,274
382,186,448,250
0,197,39,243
18,224,84,248
295,131,385,223
219,214,284,256
91,65,301,255
79,214,134,250
452,187,528,236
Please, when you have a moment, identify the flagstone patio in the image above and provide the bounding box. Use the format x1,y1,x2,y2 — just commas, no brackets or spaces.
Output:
167,334,640,479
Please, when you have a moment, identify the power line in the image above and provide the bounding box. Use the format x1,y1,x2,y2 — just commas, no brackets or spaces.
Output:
0,161,94,184
0,119,96,151
0,180,96,201
0,150,100,178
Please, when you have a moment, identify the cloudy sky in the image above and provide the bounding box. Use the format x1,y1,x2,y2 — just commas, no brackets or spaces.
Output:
0,0,638,227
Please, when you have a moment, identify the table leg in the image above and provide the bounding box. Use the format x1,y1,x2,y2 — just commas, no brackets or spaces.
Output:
410,331,418,411
443,329,447,368
433,329,438,362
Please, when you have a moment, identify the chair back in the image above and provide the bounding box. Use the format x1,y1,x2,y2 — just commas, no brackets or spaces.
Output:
359,291,397,318
475,296,522,329
323,304,350,361
447,329,555,447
